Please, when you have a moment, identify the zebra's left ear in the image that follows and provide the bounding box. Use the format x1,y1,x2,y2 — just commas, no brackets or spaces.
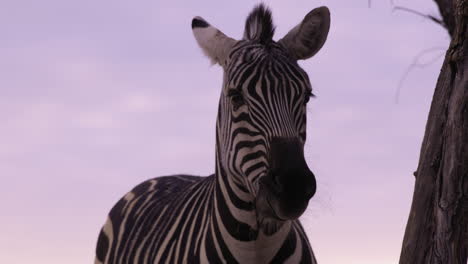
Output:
192,17,236,66
278,6,330,60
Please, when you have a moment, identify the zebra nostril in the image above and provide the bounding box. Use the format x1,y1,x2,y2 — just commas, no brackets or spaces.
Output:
266,171,283,194
273,177,281,193
273,173,280,186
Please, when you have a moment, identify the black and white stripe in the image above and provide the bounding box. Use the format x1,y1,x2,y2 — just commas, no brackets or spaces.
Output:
95,4,330,263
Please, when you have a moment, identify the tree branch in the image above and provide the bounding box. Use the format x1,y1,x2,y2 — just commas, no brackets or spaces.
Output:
392,6,446,29
433,0,456,37
395,47,445,103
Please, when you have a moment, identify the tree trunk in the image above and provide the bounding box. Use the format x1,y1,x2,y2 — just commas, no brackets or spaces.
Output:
399,1,468,263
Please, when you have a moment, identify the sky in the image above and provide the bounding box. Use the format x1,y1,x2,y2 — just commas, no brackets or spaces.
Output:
0,0,450,263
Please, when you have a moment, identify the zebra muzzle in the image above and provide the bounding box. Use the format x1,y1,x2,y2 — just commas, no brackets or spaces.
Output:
256,137,316,221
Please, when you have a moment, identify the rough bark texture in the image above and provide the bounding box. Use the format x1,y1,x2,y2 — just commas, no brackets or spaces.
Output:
399,1,468,263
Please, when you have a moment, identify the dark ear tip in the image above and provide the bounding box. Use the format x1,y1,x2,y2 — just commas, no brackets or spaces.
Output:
192,17,210,29
314,6,330,14
305,6,330,27
308,6,330,19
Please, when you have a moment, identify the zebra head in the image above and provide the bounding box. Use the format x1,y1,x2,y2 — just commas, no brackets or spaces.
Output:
192,5,330,226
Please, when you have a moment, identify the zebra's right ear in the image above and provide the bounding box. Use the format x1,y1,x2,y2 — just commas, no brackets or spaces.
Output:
192,17,236,66
278,7,330,61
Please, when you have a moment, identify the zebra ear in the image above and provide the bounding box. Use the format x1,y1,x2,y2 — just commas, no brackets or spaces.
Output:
192,17,236,66
278,7,330,60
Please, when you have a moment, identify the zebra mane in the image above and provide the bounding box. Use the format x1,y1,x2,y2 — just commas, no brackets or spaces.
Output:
243,4,276,44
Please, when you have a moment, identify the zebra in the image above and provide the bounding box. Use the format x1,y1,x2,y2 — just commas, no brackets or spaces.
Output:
95,4,330,264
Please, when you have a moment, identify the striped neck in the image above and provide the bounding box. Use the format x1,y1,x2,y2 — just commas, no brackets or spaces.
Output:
205,142,293,263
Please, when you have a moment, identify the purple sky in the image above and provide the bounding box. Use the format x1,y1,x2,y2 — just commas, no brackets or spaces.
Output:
0,1,449,263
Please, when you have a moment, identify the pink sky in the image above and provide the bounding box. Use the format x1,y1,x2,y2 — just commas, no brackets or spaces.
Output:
0,0,449,263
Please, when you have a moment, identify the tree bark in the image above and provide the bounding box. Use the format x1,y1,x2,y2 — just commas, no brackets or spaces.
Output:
399,1,468,263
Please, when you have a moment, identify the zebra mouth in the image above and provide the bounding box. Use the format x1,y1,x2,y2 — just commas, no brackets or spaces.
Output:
256,175,310,225
265,194,287,221
256,180,286,223
256,187,286,235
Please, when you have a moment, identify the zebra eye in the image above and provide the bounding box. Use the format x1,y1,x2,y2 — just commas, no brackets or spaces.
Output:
228,89,245,111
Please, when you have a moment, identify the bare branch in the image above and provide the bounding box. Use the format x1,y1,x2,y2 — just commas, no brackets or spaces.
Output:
395,47,446,103
433,0,456,37
392,6,446,29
